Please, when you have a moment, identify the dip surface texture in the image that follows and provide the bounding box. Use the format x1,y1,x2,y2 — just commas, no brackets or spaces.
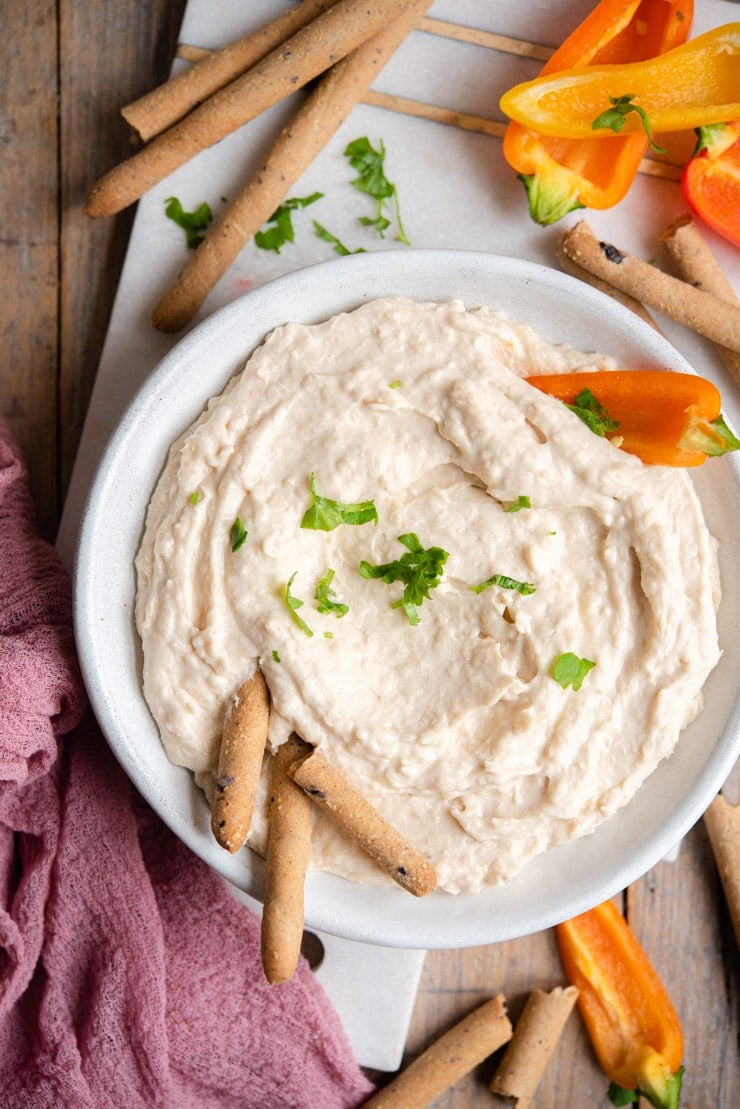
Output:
135,298,720,894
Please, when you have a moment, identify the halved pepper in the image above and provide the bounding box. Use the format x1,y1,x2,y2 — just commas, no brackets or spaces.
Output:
502,0,693,225
556,900,684,1109
681,120,740,247
525,369,740,466
500,23,740,140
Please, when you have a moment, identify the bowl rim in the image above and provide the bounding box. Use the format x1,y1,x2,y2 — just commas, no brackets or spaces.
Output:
73,247,740,948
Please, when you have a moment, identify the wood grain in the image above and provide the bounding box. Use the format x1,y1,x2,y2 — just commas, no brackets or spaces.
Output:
1,0,60,540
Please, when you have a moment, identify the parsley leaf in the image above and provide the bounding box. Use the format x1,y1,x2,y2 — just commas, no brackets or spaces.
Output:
567,388,620,437
359,533,449,625
344,137,409,244
608,1083,638,1107
189,490,201,505
470,574,536,595
551,652,596,691
230,517,248,551
315,569,349,618
300,473,378,531
504,495,531,513
591,95,667,154
312,220,365,256
284,572,313,637
272,649,282,663
164,196,213,249
254,192,323,253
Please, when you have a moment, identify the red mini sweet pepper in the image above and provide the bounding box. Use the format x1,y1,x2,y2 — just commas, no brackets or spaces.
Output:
681,120,740,248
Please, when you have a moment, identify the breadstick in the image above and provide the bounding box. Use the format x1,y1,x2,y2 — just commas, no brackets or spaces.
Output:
555,246,660,333
122,0,343,143
288,747,437,896
489,986,579,1108
85,0,419,219
661,216,740,387
211,669,270,852
364,995,512,1108
560,221,740,355
152,0,432,332
261,734,314,985
703,794,740,948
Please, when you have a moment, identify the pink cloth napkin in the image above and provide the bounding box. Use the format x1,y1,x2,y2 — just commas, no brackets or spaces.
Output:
0,419,374,1108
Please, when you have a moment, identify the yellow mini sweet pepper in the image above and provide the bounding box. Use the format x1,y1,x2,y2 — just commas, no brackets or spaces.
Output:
500,22,740,140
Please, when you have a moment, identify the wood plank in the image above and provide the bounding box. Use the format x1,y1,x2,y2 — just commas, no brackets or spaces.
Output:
0,0,59,540
58,0,187,518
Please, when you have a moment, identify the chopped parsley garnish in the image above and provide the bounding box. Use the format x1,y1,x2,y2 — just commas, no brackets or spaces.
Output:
284,572,313,637
608,1082,638,1107
164,196,213,249
389,380,402,389
272,649,282,663
359,533,449,626
591,95,667,154
323,630,334,639
230,517,248,551
504,495,531,513
344,137,409,244
315,569,349,618
551,652,595,691
189,490,201,505
300,472,378,531
470,574,536,596
312,220,365,256
254,192,323,253
567,388,620,437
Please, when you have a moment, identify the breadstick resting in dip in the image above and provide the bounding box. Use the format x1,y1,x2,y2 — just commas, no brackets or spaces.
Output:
135,297,731,896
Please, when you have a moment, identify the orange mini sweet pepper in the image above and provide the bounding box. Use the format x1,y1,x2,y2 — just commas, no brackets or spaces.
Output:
681,120,740,248
526,369,740,466
502,0,693,225
556,900,684,1108
500,22,740,141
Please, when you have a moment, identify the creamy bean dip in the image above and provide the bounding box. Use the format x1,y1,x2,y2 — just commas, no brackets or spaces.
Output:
135,298,720,894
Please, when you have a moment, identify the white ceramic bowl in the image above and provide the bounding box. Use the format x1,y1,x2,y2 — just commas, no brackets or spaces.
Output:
74,249,740,949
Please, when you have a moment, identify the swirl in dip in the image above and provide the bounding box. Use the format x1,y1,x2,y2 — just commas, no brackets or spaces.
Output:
135,298,720,894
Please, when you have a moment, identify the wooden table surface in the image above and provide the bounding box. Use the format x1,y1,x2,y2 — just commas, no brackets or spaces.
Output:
3,2,737,1106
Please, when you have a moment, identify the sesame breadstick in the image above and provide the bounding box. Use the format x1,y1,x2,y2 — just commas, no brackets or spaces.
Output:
261,734,314,985
560,220,740,354
661,216,740,387
489,985,579,1107
85,0,422,219
122,0,343,143
703,794,740,949
364,995,512,1108
288,747,437,897
211,669,270,853
152,0,432,332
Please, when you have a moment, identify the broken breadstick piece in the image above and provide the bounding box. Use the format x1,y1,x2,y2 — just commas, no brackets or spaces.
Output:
211,669,270,852
288,747,437,896
560,220,740,354
85,0,420,219
703,794,740,948
489,985,579,1108
122,0,343,143
661,216,740,388
152,0,433,332
364,995,512,1108
261,733,314,985
555,246,660,333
